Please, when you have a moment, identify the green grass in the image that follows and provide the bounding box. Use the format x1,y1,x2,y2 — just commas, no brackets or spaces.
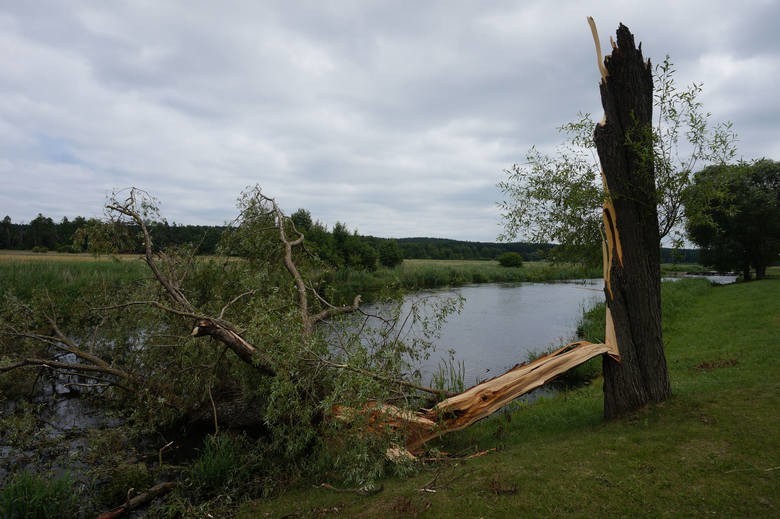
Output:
401,259,601,285
0,252,147,301
238,275,780,518
0,471,79,519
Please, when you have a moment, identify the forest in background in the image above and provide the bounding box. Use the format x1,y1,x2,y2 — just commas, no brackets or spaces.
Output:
0,212,700,265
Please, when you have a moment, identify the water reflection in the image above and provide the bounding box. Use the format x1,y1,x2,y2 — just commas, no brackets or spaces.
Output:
368,280,604,385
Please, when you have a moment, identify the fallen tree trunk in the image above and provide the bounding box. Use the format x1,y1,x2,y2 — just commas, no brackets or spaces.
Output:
338,340,618,453
97,481,177,519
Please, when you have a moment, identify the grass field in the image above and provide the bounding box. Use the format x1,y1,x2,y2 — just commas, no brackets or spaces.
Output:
238,275,780,518
0,250,142,262
0,251,148,301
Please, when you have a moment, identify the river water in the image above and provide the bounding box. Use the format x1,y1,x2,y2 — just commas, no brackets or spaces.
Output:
375,279,605,386
397,274,737,385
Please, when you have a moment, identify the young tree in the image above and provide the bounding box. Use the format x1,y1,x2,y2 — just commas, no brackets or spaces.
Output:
498,58,737,264
28,214,57,250
685,159,780,280
0,216,11,249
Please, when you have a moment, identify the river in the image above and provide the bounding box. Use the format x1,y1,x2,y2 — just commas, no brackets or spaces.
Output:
395,274,737,385
360,279,605,386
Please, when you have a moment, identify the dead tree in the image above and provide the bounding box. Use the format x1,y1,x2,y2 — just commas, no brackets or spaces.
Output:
589,19,672,417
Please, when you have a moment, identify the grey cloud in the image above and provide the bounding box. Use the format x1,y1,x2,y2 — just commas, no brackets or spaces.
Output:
0,1,777,240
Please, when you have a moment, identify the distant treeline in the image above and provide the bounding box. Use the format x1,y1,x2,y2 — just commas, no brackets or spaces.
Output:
0,214,224,254
1,213,699,265
391,237,698,264
394,237,553,261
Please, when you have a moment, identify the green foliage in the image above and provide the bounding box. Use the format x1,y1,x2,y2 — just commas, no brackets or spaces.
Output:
497,251,523,267
685,159,780,280
378,239,403,268
71,218,125,254
498,57,737,262
498,116,604,265
397,237,553,261
185,434,255,501
0,471,78,519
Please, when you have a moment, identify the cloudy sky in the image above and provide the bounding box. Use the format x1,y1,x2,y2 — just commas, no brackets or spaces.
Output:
1,1,778,241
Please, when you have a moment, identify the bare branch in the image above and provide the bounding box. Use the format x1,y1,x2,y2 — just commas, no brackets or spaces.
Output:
0,358,134,391
218,289,257,320
96,300,204,321
317,357,455,398
106,188,194,312
310,295,363,325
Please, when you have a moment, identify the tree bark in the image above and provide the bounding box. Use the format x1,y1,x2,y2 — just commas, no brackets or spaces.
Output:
592,23,672,418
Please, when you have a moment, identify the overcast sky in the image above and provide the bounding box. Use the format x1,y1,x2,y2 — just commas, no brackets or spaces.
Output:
1,1,778,241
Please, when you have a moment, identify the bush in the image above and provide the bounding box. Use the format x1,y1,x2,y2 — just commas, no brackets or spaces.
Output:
378,240,404,268
185,434,254,501
497,252,524,267
0,471,78,519
30,246,48,253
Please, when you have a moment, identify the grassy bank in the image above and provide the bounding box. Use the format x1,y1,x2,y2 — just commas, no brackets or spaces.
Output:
325,259,602,303
239,276,779,517
0,251,602,305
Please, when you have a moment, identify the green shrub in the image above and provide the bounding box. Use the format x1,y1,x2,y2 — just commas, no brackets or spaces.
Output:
30,246,48,254
0,471,78,519
497,252,524,267
185,434,252,501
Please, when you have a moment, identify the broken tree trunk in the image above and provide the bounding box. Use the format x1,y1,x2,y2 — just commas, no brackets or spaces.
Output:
354,21,672,450
338,340,617,453
590,21,672,418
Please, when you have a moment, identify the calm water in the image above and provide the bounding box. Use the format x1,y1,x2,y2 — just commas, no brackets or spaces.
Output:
389,280,605,385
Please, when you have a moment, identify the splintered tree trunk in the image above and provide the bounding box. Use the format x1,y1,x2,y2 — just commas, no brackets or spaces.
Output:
592,23,672,418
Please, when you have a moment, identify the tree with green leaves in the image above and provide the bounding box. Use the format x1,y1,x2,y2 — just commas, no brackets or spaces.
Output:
1,186,465,500
498,56,737,264
378,239,403,268
497,251,523,267
684,159,780,280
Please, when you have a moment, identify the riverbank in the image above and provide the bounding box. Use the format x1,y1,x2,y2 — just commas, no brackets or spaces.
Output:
0,252,602,304
323,259,602,304
239,274,779,517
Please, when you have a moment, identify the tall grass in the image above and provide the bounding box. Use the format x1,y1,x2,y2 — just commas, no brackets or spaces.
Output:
0,471,78,519
0,257,147,301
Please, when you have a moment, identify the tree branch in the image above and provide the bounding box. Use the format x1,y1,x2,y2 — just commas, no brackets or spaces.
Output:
318,357,455,398
0,358,134,392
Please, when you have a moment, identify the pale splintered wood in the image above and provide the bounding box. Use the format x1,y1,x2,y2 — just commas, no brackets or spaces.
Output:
341,340,618,452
